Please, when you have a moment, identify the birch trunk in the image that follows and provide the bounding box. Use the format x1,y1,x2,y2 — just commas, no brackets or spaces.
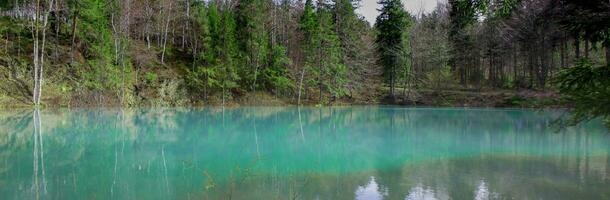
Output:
32,0,40,105
70,7,78,63
161,2,172,64
297,67,305,105
37,0,53,105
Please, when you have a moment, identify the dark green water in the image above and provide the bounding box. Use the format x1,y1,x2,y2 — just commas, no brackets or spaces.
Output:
0,107,609,200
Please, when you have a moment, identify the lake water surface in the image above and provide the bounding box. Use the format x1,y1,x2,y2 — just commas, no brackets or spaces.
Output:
0,107,609,199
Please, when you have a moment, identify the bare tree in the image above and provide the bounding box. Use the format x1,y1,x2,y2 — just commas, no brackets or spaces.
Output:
32,0,54,106
161,1,172,64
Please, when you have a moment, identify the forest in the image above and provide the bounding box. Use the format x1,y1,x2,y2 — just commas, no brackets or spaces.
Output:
0,0,608,125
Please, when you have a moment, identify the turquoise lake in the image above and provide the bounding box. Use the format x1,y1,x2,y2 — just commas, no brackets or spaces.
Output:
0,107,609,199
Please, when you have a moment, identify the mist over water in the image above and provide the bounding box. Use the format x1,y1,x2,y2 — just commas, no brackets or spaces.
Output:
0,107,609,199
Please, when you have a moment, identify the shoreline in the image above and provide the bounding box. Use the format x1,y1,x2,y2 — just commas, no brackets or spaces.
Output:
0,89,563,109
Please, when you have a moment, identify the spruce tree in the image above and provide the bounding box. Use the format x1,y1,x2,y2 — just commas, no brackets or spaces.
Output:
186,2,213,99
315,0,346,101
333,0,359,61
236,0,269,91
217,9,240,104
264,44,293,95
298,0,319,103
375,0,410,98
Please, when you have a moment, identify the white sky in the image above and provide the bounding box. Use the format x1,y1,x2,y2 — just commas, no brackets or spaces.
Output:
356,0,445,25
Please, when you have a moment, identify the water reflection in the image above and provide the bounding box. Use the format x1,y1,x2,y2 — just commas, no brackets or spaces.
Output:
473,180,497,200
355,177,387,200
0,107,608,199
405,184,441,200
31,109,47,200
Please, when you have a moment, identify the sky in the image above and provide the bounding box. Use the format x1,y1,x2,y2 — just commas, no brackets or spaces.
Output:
356,0,445,25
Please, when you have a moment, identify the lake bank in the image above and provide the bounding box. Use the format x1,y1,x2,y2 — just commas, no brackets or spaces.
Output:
0,89,561,109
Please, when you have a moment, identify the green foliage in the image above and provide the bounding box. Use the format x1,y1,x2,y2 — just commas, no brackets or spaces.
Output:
297,0,349,101
299,0,318,50
555,59,610,128
70,0,128,91
333,0,359,56
299,0,318,77
559,0,610,47
216,9,241,94
145,72,158,84
263,45,294,93
375,0,411,96
318,2,348,99
449,0,488,30
236,0,268,90
426,66,454,89
495,0,521,18
0,1,12,10
187,2,240,100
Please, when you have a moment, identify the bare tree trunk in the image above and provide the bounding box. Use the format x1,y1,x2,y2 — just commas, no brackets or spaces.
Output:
253,59,259,92
390,65,395,98
161,2,172,64
318,47,323,103
513,46,518,86
4,33,7,54
297,67,305,105
32,0,40,105
584,40,590,59
402,55,409,99
38,0,53,105
182,0,189,49
31,0,53,106
560,35,566,68
111,13,119,63
574,34,581,59
54,0,60,62
606,45,610,67
70,4,78,63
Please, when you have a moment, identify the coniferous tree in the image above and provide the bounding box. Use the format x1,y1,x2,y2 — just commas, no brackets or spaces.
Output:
236,0,269,91
186,2,211,99
315,0,346,101
217,8,240,105
264,44,293,95
297,0,318,103
375,0,410,98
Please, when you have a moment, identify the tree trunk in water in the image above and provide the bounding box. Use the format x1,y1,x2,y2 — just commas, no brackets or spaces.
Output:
297,67,305,105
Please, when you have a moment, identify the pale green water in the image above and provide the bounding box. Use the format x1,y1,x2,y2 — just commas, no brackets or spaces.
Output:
0,107,609,200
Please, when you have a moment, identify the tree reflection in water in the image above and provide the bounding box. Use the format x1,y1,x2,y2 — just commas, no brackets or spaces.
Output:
31,108,47,200
0,107,608,199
